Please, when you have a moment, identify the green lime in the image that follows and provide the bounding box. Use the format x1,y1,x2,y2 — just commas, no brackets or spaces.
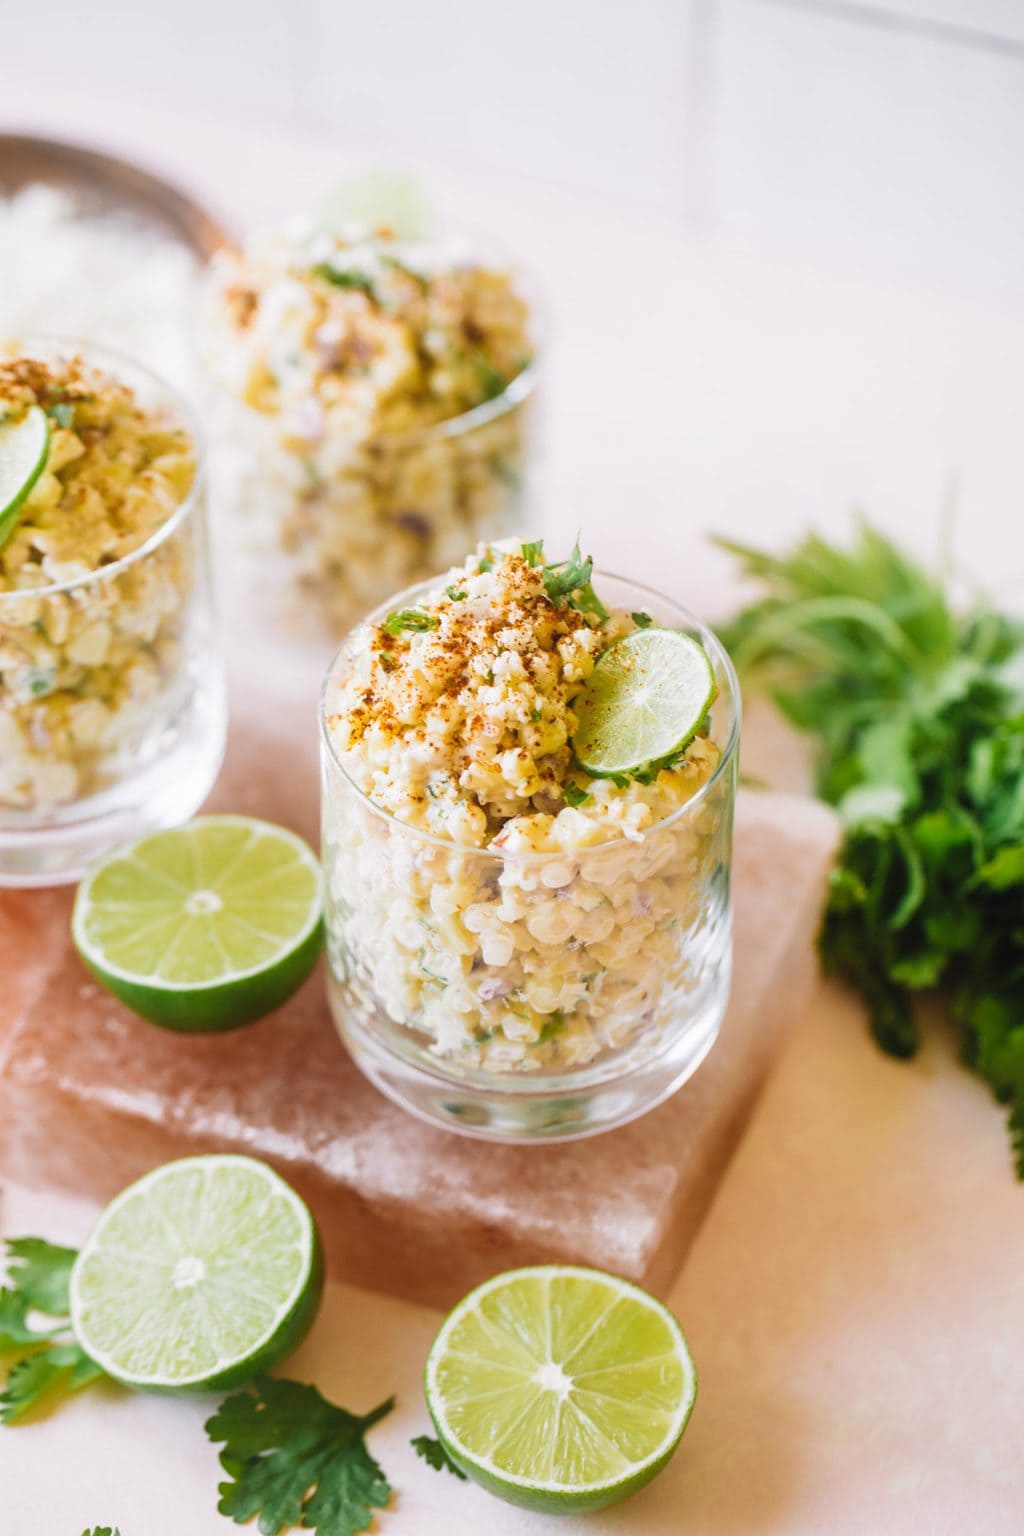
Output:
320,171,433,241
424,1265,697,1514
72,815,323,1032
70,1154,323,1393
573,627,717,777
0,405,50,547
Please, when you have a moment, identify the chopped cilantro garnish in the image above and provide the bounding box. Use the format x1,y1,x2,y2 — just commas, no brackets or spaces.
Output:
26,667,56,698
573,583,611,622
411,1435,466,1480
44,402,75,429
534,1011,567,1046
418,951,448,988
521,539,544,566
542,540,610,621
563,782,590,808
530,705,543,721
444,585,468,601
543,541,592,602
477,555,494,573
311,263,376,298
628,753,680,785
383,608,438,636
206,1378,394,1536
379,253,429,290
631,611,654,629
468,350,508,402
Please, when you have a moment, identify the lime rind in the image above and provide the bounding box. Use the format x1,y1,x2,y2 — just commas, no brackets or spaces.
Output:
0,406,51,546
572,628,717,779
424,1265,697,1514
70,1155,323,1393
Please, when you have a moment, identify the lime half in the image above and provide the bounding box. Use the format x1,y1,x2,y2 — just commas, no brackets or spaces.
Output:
72,815,323,1032
0,406,50,547
70,1155,323,1393
573,628,717,777
425,1265,697,1514
320,171,432,240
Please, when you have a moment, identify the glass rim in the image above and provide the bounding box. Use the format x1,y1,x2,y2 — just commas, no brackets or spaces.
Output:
0,335,206,603
319,567,742,863
230,354,538,448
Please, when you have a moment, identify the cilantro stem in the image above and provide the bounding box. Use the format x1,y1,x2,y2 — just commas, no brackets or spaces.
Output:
729,595,922,672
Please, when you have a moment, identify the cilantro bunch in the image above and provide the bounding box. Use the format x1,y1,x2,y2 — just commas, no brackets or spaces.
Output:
720,521,1024,1172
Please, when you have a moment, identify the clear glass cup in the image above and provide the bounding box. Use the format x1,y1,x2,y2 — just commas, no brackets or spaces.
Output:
211,366,537,640
320,574,740,1142
0,342,226,886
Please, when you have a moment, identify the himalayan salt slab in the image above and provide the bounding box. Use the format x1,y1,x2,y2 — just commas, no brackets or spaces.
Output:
0,681,836,1308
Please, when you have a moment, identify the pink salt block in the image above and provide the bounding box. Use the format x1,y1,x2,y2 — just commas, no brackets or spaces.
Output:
0,688,837,1308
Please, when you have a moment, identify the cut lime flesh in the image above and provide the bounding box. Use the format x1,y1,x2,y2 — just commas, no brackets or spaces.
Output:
425,1265,697,1514
0,406,50,545
573,627,717,778
72,815,323,1032
320,171,432,240
70,1155,323,1393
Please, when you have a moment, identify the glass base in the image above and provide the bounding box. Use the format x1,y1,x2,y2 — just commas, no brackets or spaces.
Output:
0,683,227,887
328,968,727,1144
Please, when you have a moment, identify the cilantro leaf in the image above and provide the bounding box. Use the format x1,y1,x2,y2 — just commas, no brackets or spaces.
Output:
310,263,376,298
631,611,654,628
206,1377,395,1536
383,608,438,636
444,585,468,602
720,519,1024,1173
466,349,508,403
521,539,544,567
411,1434,466,1480
542,541,610,621
534,1011,566,1046
1,1236,107,1424
5,1238,77,1316
975,843,1024,890
1,1342,102,1424
81,1528,123,1535
543,541,592,602
563,782,590,808
0,1287,58,1351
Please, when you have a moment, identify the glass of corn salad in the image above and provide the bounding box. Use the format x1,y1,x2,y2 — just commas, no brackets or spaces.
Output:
320,539,739,1140
0,342,225,885
203,219,536,638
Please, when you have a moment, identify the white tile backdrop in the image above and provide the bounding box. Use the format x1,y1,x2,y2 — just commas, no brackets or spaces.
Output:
1,0,1022,590
2,0,1022,300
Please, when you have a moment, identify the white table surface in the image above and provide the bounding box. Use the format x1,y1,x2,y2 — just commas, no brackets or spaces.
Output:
1,85,1023,1536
